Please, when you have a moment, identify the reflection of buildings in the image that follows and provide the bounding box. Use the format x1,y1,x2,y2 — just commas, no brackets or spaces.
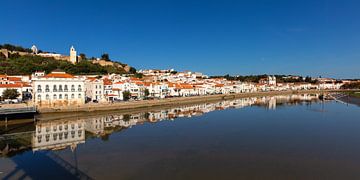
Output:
1,94,321,157
82,94,321,137
32,119,85,151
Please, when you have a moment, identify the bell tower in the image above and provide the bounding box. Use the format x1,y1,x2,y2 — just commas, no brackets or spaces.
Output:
70,46,77,64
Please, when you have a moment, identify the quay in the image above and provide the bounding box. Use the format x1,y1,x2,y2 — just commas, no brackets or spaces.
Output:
37,89,358,114
0,106,37,123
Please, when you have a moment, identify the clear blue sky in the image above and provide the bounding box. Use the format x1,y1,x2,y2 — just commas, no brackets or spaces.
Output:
2,0,360,78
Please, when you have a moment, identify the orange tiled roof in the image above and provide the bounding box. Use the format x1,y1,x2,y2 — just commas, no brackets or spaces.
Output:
103,79,112,85
0,83,25,88
8,77,22,81
44,73,75,78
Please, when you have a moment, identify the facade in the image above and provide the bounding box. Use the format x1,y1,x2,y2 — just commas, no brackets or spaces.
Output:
85,78,104,102
32,70,85,107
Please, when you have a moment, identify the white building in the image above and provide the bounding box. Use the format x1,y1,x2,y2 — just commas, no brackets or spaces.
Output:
32,70,85,107
85,78,104,102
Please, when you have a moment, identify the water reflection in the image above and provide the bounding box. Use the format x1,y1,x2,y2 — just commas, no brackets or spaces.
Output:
1,94,325,179
1,94,320,157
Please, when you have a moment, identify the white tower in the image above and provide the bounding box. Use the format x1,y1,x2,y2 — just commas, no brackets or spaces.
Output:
70,46,77,64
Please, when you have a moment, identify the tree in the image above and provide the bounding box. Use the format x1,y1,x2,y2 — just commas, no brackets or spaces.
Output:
79,53,86,60
122,91,131,101
101,53,110,61
134,73,143,78
2,89,20,99
144,88,150,97
129,67,137,74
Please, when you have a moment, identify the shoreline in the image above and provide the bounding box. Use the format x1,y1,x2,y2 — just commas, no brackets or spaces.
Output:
37,90,353,114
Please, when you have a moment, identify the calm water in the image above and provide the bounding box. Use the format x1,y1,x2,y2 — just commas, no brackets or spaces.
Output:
1,94,360,180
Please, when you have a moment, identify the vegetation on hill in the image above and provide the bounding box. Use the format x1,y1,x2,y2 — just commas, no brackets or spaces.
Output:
341,82,360,89
0,55,132,75
0,44,33,53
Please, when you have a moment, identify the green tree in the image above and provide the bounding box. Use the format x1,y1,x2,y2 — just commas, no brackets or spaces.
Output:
134,73,143,78
129,67,137,74
122,91,131,101
79,53,87,60
2,89,20,99
144,88,150,97
101,53,110,61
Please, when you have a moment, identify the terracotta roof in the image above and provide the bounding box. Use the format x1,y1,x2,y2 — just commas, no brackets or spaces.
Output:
0,83,25,88
8,77,22,81
44,73,75,78
103,79,112,85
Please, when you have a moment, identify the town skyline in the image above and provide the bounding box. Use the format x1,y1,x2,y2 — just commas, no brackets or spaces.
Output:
2,0,360,78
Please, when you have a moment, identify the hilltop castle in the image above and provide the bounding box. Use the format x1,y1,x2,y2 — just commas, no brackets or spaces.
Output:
1,45,79,64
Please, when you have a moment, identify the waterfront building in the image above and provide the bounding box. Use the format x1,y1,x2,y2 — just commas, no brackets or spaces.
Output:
85,77,104,102
32,70,85,107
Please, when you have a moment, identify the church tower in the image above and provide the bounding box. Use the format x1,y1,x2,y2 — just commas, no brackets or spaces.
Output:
70,46,77,64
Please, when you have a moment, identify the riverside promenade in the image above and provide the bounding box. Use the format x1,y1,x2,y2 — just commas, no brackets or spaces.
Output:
37,89,357,114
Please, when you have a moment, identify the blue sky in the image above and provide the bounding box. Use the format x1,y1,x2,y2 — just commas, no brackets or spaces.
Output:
1,0,360,78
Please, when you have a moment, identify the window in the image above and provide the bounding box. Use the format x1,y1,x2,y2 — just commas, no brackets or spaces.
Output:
59,85,63,92
64,85,68,92
37,94,41,101
71,85,75,92
65,94,68,99
78,93,81,98
78,85,82,91
59,94,63,99
71,94,74,99
53,94,57,99
45,85,50,92
46,94,49,100
95,85,98,89
53,85,57,92
37,85,42,92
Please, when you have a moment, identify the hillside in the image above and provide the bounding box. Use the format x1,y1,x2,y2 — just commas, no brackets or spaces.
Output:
0,44,136,75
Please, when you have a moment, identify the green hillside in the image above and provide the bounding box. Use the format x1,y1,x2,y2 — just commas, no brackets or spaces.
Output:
0,44,136,75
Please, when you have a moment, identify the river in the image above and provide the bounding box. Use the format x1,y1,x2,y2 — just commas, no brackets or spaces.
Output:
1,94,360,179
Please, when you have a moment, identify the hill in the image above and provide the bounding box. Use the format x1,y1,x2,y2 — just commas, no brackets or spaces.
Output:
0,44,136,75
